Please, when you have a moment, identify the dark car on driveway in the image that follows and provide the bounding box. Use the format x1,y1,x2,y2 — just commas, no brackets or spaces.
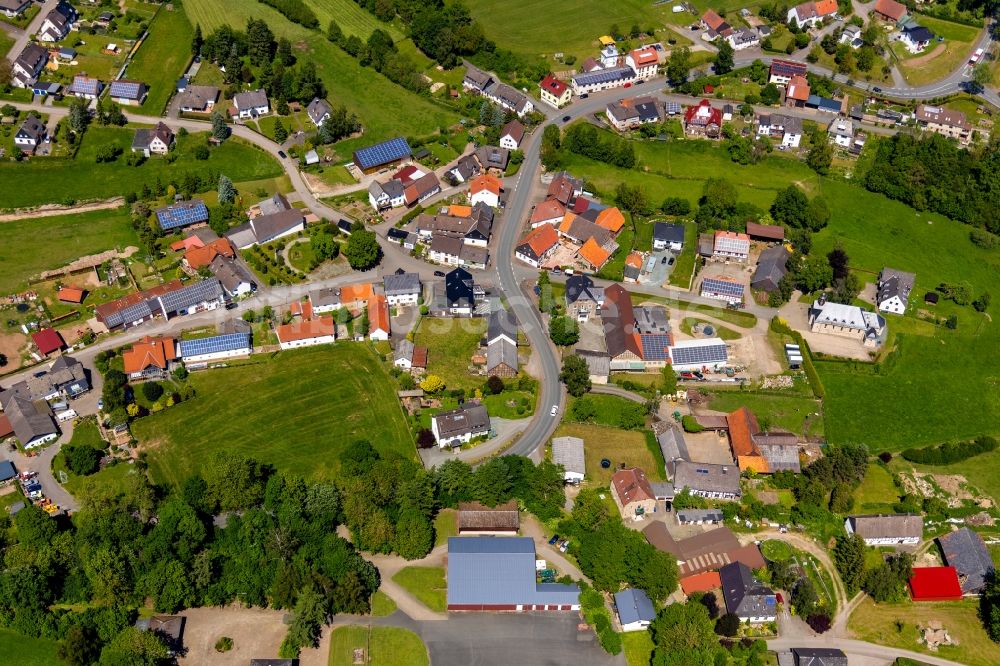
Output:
277,150,287,158
562,115,571,123
433,270,446,277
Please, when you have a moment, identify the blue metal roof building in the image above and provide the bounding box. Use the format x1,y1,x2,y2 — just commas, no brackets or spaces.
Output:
447,537,580,611
352,137,412,173
156,200,209,231
0,460,16,483
614,588,656,631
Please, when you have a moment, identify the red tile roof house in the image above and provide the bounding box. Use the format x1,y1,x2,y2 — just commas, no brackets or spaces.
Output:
539,74,571,108
515,223,559,268
611,467,657,520
909,567,963,601
683,100,723,139
873,0,907,23
31,328,65,356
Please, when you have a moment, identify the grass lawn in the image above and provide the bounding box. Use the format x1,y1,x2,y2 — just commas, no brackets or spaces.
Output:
182,0,456,146
370,590,397,617
854,463,900,513
433,508,457,547
463,0,677,63
0,129,282,209
848,597,1000,666
391,567,447,613
304,0,404,40
759,539,794,562
328,625,428,666
127,5,194,115
0,629,62,666
411,317,487,391
894,16,979,86
567,393,647,430
0,208,138,293
706,392,824,437
810,178,1000,450
481,389,536,418
667,221,698,288
63,461,138,498
135,345,415,486
622,630,655,666
554,422,660,486
680,317,741,341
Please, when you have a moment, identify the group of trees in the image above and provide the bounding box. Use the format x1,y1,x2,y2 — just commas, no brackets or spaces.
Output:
834,533,913,602
901,435,998,465
259,0,319,28
865,133,1000,233
431,455,567,522
343,227,381,270
560,123,636,168
327,23,429,95
770,444,869,524
649,596,769,666
0,452,378,662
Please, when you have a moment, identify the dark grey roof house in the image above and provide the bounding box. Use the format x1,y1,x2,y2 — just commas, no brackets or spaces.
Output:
306,97,333,126
653,222,686,250
751,246,790,293
431,403,490,447
445,267,475,311
2,397,57,449
676,508,724,524
938,527,994,594
845,513,923,545
719,561,776,622
652,421,689,465
614,588,656,630
877,267,916,313
672,461,741,500
565,275,605,305
47,356,90,397
447,536,580,610
476,145,510,171
488,308,518,345
384,271,421,302
135,615,185,655
791,647,848,666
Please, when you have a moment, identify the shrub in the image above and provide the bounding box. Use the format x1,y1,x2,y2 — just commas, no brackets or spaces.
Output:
141,381,164,402
715,613,740,637
64,444,102,476
215,637,233,653
682,414,704,433
878,452,892,463
806,613,831,633
901,436,997,465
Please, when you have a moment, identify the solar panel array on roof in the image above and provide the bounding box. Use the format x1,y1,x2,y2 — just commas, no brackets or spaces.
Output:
670,343,728,366
156,201,209,231
702,278,744,299
109,80,143,100
641,335,671,361
158,279,223,314
665,102,681,114
353,137,412,171
573,66,636,87
179,333,250,359
105,301,155,329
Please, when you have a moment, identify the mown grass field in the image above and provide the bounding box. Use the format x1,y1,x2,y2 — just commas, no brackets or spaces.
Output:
433,509,457,547
370,590,397,617
553,422,662,486
391,567,447,613
303,0,404,40
706,392,824,436
622,630,655,666
848,598,1000,666
853,463,899,513
463,0,675,62
894,15,980,87
182,0,456,148
411,317,487,391
328,625,428,666
127,5,194,114
0,208,138,293
136,345,415,486
0,129,282,209
0,629,61,666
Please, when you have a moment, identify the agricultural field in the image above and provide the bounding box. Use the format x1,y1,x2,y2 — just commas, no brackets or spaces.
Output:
706,392,824,436
126,5,195,114
136,345,415,486
0,128,282,209
553,422,663,486
849,598,1000,666
893,16,980,86
0,629,61,666
391,567,447,613
328,625,428,666
182,0,456,147
411,317,487,391
0,208,138,293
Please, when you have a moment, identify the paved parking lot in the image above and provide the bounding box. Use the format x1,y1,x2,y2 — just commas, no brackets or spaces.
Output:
417,612,625,666
638,250,675,286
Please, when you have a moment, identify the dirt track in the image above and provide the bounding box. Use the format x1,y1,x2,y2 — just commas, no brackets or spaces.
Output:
0,198,124,223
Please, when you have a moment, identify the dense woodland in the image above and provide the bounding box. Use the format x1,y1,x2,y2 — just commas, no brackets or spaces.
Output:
865,133,1000,234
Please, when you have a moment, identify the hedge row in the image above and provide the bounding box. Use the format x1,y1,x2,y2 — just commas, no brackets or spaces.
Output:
902,436,998,465
770,317,825,399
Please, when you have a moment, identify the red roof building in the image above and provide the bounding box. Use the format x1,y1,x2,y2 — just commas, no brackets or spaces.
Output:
909,567,963,601
681,571,722,595
31,328,65,356
57,287,86,304
683,100,723,138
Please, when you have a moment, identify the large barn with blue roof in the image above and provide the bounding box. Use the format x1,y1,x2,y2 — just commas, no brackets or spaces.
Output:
446,537,580,611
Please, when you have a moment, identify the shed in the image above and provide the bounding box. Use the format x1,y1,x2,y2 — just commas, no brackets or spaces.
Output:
31,328,65,356
938,527,994,594
551,436,585,482
680,571,722,595
909,566,964,601
457,501,519,534
0,460,15,482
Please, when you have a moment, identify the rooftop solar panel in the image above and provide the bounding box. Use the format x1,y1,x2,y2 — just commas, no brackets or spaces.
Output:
670,343,728,366
353,137,412,170
573,66,636,87
702,278,744,298
104,301,154,328
640,334,671,361
179,333,251,358
158,279,223,314
156,201,209,231
109,80,143,99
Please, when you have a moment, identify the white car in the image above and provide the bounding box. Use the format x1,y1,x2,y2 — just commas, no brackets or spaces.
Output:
550,405,559,416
